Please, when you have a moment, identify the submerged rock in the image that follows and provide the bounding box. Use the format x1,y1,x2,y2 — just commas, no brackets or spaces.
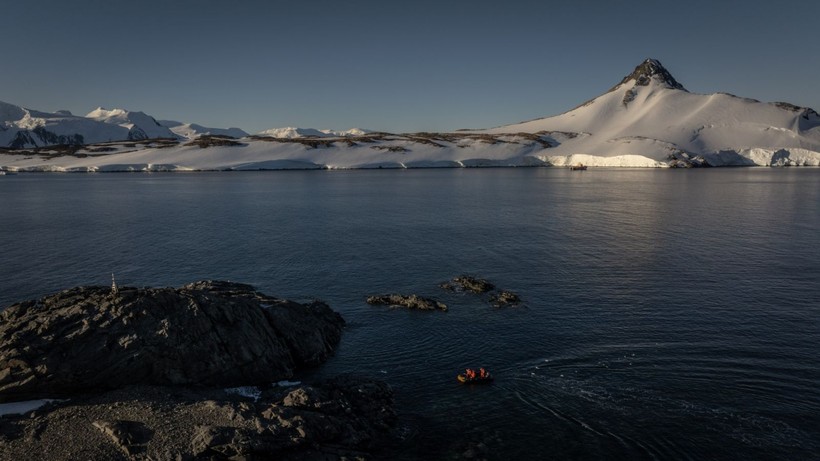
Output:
366,294,447,311
0,376,397,461
0,280,345,402
439,275,496,293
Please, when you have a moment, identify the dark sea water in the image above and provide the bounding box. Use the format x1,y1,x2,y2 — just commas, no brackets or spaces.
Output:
1,168,819,460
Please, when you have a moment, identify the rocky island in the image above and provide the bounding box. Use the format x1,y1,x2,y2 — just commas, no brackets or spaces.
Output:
366,294,448,311
0,281,398,460
440,275,521,307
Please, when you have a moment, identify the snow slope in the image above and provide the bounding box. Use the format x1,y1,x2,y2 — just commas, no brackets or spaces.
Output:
480,59,820,166
0,132,556,172
86,108,176,140
159,120,248,140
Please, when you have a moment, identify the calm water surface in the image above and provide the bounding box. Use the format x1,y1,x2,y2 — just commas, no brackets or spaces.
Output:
1,168,819,459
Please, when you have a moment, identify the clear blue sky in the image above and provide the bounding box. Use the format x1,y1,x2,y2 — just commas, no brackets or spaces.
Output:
2,0,818,134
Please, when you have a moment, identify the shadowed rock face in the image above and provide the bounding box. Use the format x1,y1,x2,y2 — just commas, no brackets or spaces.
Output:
0,281,345,402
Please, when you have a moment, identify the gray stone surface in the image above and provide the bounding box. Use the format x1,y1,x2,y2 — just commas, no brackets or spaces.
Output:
0,376,396,460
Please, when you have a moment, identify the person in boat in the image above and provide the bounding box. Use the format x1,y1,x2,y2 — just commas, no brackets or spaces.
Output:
479,368,486,378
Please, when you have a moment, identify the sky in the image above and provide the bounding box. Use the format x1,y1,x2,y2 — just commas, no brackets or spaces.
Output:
2,0,818,134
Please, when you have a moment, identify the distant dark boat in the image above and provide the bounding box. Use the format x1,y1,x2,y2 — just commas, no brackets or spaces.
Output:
570,164,587,170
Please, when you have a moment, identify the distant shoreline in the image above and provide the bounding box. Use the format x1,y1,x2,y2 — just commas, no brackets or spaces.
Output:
3,164,820,174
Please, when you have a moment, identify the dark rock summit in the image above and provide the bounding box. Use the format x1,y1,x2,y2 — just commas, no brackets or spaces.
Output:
614,58,687,92
0,280,345,402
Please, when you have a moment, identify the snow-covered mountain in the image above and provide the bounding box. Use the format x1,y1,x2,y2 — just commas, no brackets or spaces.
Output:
0,101,179,148
86,108,176,140
2,58,819,170
257,127,371,138
1,100,129,148
480,59,820,166
159,120,248,140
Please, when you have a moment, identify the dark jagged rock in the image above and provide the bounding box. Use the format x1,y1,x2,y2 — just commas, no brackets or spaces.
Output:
0,280,345,402
439,275,496,293
366,294,447,311
0,376,397,461
489,290,521,307
10,127,85,149
774,101,820,121
613,58,687,91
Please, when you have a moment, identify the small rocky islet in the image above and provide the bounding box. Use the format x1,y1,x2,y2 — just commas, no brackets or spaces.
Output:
0,281,398,460
439,275,522,307
439,275,496,294
365,294,448,311
366,275,521,313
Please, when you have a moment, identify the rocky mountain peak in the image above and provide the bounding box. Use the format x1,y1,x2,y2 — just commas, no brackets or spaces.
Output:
614,58,687,91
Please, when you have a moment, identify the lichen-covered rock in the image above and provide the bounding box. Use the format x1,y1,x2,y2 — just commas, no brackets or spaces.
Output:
366,294,447,311
0,281,345,402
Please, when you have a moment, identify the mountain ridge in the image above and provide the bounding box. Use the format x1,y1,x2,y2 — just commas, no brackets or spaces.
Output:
257,127,371,139
2,58,819,169
86,107,175,141
158,120,249,140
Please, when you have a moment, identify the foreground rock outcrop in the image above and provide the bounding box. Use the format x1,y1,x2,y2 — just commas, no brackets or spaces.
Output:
0,280,345,402
0,376,397,461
